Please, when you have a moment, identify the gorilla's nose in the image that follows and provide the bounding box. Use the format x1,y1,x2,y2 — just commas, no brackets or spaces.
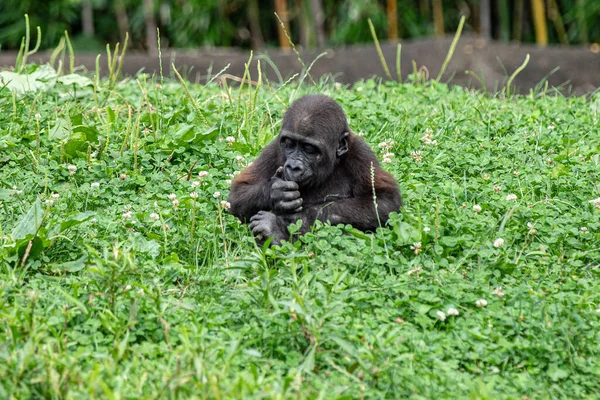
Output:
284,160,304,180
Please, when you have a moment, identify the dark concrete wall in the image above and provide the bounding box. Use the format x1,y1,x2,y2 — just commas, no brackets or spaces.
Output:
2,35,599,95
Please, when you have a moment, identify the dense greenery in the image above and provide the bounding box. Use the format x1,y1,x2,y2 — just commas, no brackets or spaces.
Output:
1,59,600,398
0,0,599,51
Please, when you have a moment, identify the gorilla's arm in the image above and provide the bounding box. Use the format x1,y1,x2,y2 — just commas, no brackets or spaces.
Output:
228,141,282,221
315,191,400,230
296,186,401,232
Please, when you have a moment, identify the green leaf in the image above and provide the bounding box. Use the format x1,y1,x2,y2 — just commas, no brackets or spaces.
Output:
548,365,570,381
0,65,57,94
57,254,88,272
393,220,420,246
72,125,100,143
49,118,70,142
58,289,89,315
57,74,93,87
11,198,44,240
59,212,96,232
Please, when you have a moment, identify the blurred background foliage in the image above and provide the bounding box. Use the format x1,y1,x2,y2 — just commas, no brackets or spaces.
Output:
0,0,598,52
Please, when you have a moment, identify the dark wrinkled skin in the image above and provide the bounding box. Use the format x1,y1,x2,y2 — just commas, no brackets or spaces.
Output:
228,95,402,245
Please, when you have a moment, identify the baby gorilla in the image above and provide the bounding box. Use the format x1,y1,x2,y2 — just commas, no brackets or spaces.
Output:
228,95,402,245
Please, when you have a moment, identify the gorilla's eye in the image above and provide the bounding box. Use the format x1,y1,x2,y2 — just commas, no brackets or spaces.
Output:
281,138,294,148
303,144,318,155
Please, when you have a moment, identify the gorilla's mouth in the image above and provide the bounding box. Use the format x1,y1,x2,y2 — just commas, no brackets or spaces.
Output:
284,171,312,188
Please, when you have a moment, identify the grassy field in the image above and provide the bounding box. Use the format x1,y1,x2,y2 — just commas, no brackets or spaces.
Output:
1,62,600,399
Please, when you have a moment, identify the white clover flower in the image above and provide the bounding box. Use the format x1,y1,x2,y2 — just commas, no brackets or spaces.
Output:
527,222,534,229
410,151,423,163
220,200,231,210
90,151,98,158
45,199,54,206
493,238,505,248
191,181,200,188
225,179,232,185
382,157,392,164
580,227,588,233
225,136,236,145
506,194,517,201
420,129,438,146
149,213,160,221
436,311,446,321
124,284,132,291
473,204,482,212
172,199,180,208
378,141,393,151
383,152,395,159
119,173,128,180
528,228,537,235
493,185,502,192
548,122,556,130
589,197,600,207
51,193,60,199
162,224,170,230
447,307,459,316
513,170,519,176
475,299,488,308
410,242,422,255
423,226,431,233
67,165,77,175
122,211,132,220
198,171,209,178
190,192,198,199
167,193,177,201
235,155,244,162
90,182,100,189
213,191,221,199
492,287,504,298
35,113,41,120
90,218,97,223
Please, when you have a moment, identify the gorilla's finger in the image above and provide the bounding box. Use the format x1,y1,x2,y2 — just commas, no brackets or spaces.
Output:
280,198,303,211
274,166,284,179
272,180,299,191
277,191,301,201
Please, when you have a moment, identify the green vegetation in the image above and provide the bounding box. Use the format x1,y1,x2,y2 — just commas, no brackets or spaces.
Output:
1,0,599,51
1,57,600,398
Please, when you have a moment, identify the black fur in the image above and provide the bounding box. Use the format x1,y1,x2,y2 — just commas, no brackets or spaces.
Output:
229,95,402,245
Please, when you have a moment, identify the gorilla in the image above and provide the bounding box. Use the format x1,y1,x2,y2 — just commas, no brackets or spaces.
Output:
228,95,402,245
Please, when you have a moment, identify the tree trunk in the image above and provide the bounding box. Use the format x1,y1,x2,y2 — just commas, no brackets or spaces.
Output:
114,0,130,43
432,0,444,36
531,0,548,46
548,0,569,45
82,0,95,36
576,0,588,43
274,0,291,50
497,0,510,41
386,0,398,41
310,0,325,47
248,0,265,48
512,0,524,41
143,0,158,54
479,0,491,38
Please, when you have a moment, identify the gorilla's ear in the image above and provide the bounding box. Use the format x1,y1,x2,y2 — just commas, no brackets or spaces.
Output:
336,132,350,157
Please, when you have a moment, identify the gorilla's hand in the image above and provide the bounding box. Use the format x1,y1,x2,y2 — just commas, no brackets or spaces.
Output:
270,167,303,214
249,211,287,244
